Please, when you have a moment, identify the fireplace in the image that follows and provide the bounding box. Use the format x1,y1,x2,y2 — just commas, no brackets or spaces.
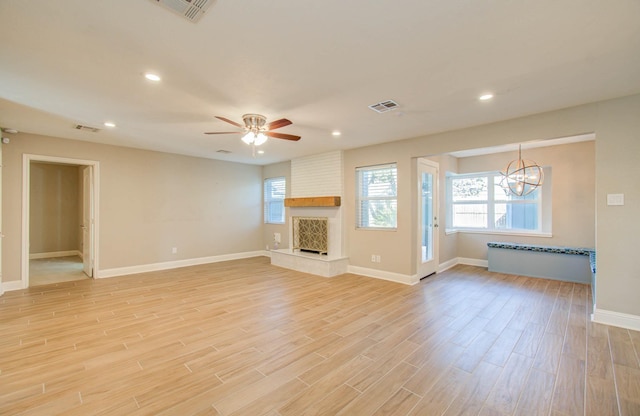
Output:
292,217,328,255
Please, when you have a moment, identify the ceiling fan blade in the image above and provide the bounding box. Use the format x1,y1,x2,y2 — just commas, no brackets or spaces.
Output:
267,118,292,130
204,131,241,135
215,116,243,128
265,131,301,141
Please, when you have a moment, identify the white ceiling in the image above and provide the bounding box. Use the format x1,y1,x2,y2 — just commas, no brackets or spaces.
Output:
1,0,639,165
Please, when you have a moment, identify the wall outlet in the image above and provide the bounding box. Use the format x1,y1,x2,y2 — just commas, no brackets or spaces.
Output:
371,254,376,262
274,232,281,243
172,247,178,254
375,255,381,263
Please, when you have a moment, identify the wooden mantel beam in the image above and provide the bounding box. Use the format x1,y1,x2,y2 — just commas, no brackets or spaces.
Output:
284,196,341,207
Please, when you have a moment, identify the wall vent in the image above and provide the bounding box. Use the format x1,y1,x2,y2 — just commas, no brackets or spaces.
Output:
74,124,101,133
368,100,399,113
150,0,214,22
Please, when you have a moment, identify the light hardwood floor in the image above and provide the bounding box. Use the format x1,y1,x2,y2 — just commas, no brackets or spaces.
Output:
1,257,639,415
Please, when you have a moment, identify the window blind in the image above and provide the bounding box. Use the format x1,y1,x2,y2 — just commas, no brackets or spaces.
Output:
356,163,398,229
264,177,286,224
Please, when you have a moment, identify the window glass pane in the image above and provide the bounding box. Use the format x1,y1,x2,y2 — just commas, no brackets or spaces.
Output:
452,177,488,202
494,177,538,201
448,170,547,233
361,199,398,228
494,203,538,230
264,177,285,224
452,203,487,228
356,164,397,228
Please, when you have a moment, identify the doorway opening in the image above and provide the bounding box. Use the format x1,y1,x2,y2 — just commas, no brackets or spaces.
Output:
21,155,99,288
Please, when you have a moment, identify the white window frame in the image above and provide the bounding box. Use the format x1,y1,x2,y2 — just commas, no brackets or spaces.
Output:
264,177,285,224
356,163,398,230
446,170,550,236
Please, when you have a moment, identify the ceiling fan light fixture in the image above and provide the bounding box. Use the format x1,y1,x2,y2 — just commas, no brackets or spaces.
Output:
254,132,268,146
241,132,255,145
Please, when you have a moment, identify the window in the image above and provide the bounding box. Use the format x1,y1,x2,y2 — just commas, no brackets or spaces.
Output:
264,177,285,224
356,163,398,229
447,171,546,233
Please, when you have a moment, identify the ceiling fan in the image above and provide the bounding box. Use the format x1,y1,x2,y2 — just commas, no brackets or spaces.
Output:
205,114,301,146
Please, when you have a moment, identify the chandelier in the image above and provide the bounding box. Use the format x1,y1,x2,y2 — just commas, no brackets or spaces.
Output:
500,145,544,196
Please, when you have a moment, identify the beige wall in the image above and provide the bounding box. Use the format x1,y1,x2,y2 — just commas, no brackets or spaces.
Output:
454,140,595,259
29,162,80,254
262,161,291,250
594,95,640,316
1,133,263,281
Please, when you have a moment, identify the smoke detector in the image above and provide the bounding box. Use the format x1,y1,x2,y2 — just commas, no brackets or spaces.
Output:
150,0,214,22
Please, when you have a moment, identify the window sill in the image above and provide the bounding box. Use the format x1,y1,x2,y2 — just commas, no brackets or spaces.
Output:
445,228,552,238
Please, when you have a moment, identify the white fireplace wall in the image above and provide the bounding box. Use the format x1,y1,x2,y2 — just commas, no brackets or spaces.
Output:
291,151,343,197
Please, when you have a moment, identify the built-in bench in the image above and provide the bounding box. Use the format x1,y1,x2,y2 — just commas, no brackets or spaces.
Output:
487,242,595,284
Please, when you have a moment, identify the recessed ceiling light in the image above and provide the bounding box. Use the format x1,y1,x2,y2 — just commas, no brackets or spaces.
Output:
479,93,494,101
144,73,161,82
332,131,341,137
104,121,116,128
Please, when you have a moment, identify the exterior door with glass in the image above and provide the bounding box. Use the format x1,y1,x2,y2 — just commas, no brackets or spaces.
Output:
417,159,439,279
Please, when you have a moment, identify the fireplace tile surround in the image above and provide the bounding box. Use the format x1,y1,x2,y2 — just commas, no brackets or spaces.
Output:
270,204,348,277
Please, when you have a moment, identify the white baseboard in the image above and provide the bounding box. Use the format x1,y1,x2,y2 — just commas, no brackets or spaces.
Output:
348,265,418,285
97,250,269,279
437,258,459,273
347,257,488,286
2,280,25,292
29,250,81,260
458,257,489,268
592,307,640,331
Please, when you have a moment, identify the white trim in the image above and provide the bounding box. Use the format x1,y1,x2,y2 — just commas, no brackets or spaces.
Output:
437,257,459,273
445,228,552,238
458,257,489,268
97,251,268,279
348,265,418,285
29,250,81,260
592,307,640,331
2,280,25,292
22,154,100,288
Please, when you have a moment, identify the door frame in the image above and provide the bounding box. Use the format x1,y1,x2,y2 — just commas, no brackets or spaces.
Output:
21,154,100,288
416,158,439,279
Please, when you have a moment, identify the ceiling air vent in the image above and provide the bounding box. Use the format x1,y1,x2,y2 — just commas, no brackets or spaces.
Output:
368,100,399,113
150,0,214,22
74,124,101,133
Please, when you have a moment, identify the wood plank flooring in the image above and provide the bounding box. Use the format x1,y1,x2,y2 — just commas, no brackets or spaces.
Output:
1,257,639,415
